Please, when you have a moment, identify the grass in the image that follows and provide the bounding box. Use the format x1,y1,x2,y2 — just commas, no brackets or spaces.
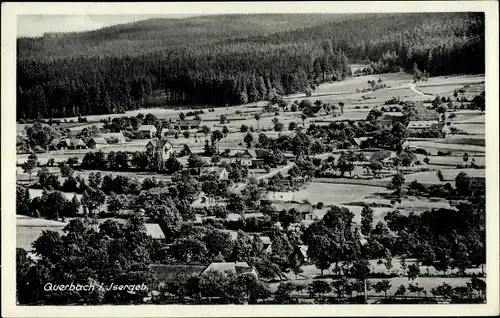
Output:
292,182,381,206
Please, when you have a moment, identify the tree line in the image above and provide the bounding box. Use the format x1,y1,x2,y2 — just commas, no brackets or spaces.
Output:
17,12,483,119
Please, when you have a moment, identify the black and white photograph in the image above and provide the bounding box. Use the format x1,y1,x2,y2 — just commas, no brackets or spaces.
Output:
2,1,499,317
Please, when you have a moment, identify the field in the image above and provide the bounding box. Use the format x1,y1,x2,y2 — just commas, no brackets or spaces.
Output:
292,182,384,206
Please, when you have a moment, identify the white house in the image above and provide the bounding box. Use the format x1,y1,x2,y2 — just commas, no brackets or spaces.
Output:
145,139,174,161
138,125,158,138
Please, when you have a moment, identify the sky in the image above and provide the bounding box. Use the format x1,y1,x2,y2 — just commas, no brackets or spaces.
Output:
17,14,201,37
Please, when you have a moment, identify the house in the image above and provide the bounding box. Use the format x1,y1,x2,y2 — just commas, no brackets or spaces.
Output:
138,125,158,138
303,105,328,117
48,138,70,150
407,120,438,131
264,192,295,202
66,138,87,149
202,262,259,280
160,128,169,139
145,223,166,241
191,195,227,212
200,166,229,180
352,137,373,148
378,112,405,128
234,149,270,167
86,137,108,149
172,119,202,130
271,202,315,221
145,139,174,161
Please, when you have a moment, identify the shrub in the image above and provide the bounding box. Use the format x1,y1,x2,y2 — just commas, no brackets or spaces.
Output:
414,148,430,155
437,150,452,156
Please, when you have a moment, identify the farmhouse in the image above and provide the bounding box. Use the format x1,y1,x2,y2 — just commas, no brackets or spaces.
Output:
138,125,157,138
145,139,174,161
66,138,87,149
234,149,270,167
378,112,405,128
303,105,328,117
191,195,227,212
172,119,202,130
200,166,229,180
86,137,108,149
407,120,438,131
48,138,70,150
352,137,373,148
271,202,315,221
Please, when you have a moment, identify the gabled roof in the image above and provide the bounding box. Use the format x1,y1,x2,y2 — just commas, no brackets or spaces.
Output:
145,223,166,239
65,138,86,147
238,149,270,158
271,202,314,213
303,105,325,116
138,124,157,132
201,166,227,175
146,139,172,149
352,137,372,146
383,112,405,117
407,120,438,129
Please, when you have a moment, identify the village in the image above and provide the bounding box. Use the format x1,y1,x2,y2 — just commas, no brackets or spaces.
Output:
16,68,486,304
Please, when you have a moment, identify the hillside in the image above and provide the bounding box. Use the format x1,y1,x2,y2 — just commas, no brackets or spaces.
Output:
18,14,373,60
17,13,484,119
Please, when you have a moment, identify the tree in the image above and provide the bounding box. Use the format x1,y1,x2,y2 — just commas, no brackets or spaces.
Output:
360,205,374,236
288,121,297,131
395,284,406,298
388,172,405,196
81,188,106,217
272,118,284,132
204,229,233,260
275,282,296,304
222,126,229,137
308,280,331,302
67,194,81,216
331,277,348,299
399,256,408,276
407,263,420,281
374,280,392,299
22,152,38,183
243,133,254,148
307,233,332,276
17,186,32,216
300,114,307,127
59,162,74,178
351,259,371,303
462,152,469,167
211,130,224,152
455,172,471,196
253,114,261,130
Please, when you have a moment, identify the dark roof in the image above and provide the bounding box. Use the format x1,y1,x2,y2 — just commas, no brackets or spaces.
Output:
303,105,324,116
146,139,172,149
271,202,314,213
149,264,206,284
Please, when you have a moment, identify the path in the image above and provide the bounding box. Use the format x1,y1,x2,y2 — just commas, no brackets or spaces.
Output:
408,83,433,97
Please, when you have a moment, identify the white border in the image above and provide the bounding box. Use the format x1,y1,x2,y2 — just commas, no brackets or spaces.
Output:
2,2,499,317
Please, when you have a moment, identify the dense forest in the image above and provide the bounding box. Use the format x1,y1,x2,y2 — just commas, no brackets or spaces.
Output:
17,13,484,119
